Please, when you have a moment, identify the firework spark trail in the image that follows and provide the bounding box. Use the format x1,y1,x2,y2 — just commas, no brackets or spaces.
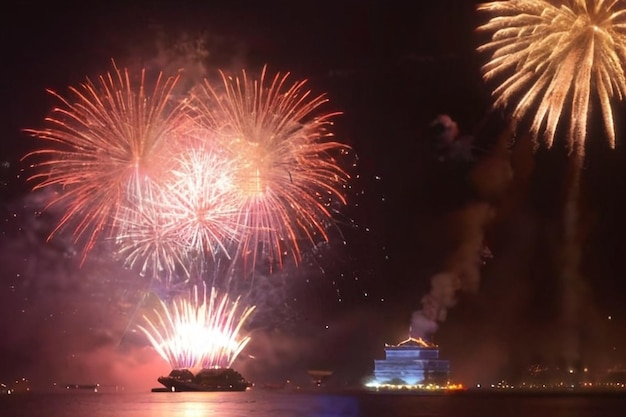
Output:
477,0,626,158
138,283,256,370
188,66,351,271
22,61,192,260
559,155,586,365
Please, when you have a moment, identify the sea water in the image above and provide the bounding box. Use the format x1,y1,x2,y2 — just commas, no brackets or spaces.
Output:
1,389,625,417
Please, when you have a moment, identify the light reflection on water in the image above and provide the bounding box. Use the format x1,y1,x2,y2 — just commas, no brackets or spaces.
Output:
133,391,360,417
0,391,361,417
3,390,626,417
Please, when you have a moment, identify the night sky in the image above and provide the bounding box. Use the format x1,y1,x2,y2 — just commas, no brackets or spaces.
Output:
2,0,626,392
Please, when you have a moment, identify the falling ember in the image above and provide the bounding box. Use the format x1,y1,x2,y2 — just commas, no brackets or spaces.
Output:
138,283,256,371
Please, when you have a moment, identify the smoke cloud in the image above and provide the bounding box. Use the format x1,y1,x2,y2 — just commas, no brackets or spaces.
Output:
411,115,513,339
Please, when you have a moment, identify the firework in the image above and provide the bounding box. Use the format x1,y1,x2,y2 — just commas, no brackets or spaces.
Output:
189,66,351,270
113,185,192,282
138,284,256,370
24,62,351,277
23,61,191,258
159,146,242,261
114,146,242,282
477,0,626,156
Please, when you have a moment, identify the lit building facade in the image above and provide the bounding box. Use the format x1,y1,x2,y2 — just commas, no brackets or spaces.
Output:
371,337,450,386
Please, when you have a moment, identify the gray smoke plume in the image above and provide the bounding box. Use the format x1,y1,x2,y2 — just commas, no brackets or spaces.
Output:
411,115,512,339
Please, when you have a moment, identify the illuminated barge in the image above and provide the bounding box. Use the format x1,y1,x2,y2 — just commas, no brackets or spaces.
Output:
153,368,251,392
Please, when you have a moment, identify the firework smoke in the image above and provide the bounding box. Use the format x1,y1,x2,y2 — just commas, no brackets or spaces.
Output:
411,116,512,339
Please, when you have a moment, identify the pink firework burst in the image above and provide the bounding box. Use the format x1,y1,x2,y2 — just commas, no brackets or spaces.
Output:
23,61,191,260
158,146,243,263
189,66,351,271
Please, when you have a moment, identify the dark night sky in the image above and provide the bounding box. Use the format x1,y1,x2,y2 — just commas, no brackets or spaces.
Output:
2,0,626,391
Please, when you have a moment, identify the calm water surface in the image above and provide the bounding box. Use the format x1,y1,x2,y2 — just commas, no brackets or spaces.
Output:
2,390,626,417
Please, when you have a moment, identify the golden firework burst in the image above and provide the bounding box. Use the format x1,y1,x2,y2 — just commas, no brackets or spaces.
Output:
477,0,626,157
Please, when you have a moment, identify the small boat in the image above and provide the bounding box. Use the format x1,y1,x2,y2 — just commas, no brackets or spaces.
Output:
153,368,251,392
